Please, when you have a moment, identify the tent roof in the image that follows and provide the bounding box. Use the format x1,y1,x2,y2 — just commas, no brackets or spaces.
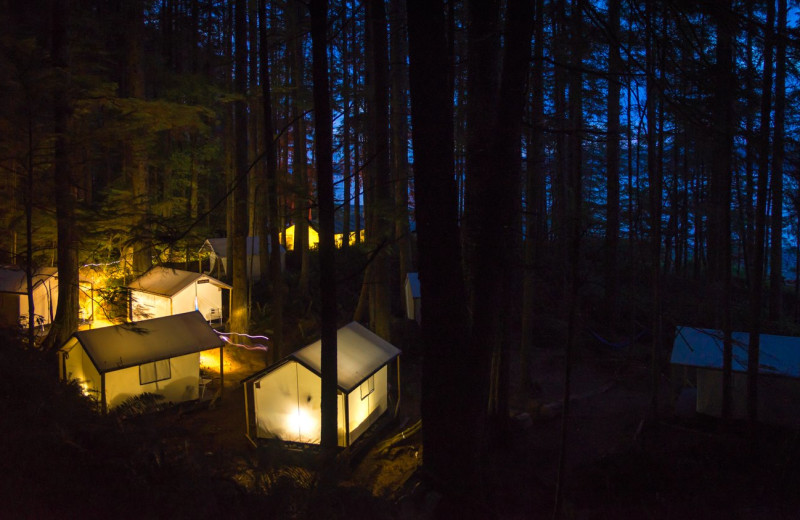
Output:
406,272,421,298
247,322,400,392
126,266,231,296
69,311,223,374
201,236,282,257
670,326,800,379
292,322,401,392
0,266,57,294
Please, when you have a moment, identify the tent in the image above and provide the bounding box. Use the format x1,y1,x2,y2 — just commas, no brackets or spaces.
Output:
404,272,421,324
244,321,401,447
284,212,365,251
670,326,800,424
0,266,58,328
0,266,90,328
59,311,224,412
200,236,285,281
127,266,231,323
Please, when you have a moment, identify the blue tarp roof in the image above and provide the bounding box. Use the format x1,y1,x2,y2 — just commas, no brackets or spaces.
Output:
670,326,800,379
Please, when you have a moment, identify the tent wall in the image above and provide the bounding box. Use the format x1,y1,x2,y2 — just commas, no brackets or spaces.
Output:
104,351,200,409
347,365,389,444
130,291,171,321
62,339,101,399
253,361,346,445
0,292,20,327
22,278,58,325
284,225,320,251
334,229,365,248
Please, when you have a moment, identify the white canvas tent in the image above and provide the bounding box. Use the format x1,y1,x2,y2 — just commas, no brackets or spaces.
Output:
671,326,800,424
200,236,285,281
59,311,224,412
127,266,231,323
0,266,58,328
245,322,401,447
404,272,421,324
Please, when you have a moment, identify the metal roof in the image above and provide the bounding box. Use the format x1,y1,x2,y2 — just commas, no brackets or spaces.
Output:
291,321,401,392
0,266,57,294
246,322,401,392
127,266,230,296
670,326,800,379
71,311,224,374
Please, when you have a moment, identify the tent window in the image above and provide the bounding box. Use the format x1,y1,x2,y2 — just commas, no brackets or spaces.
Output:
140,359,171,385
360,375,375,400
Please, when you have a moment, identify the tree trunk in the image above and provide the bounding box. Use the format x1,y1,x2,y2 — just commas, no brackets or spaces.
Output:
230,0,250,336
645,0,662,423
604,0,621,328
43,0,79,352
554,0,584,514
768,0,786,321
389,0,414,292
289,0,310,294
309,0,338,452
259,0,283,360
521,0,546,389
749,0,775,426
364,0,392,340
710,0,735,421
407,0,476,497
126,0,151,276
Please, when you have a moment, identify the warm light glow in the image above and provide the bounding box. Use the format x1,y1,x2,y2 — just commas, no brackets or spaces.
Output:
287,408,317,442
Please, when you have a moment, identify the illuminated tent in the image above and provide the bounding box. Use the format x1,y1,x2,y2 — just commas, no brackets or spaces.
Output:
671,326,800,424
200,236,285,281
59,311,224,412
404,272,421,324
284,213,365,251
127,266,231,323
244,322,401,447
0,266,91,328
0,266,58,328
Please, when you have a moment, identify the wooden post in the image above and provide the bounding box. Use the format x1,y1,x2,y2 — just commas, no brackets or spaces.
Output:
219,345,224,399
100,373,107,414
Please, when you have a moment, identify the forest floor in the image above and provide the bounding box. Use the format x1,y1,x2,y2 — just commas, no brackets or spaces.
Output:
143,330,800,519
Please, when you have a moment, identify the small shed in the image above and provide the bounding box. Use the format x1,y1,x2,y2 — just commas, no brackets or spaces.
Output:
59,311,224,412
244,321,401,447
404,272,421,324
200,236,285,281
0,266,58,328
127,266,231,323
670,326,800,424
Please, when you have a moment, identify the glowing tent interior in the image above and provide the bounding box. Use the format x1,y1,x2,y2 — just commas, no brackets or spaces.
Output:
59,311,224,412
244,321,401,447
126,266,231,323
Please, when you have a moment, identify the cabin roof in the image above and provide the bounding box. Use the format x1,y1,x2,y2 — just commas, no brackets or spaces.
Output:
670,326,800,379
126,266,231,297
0,266,57,294
69,311,223,374
247,321,401,392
